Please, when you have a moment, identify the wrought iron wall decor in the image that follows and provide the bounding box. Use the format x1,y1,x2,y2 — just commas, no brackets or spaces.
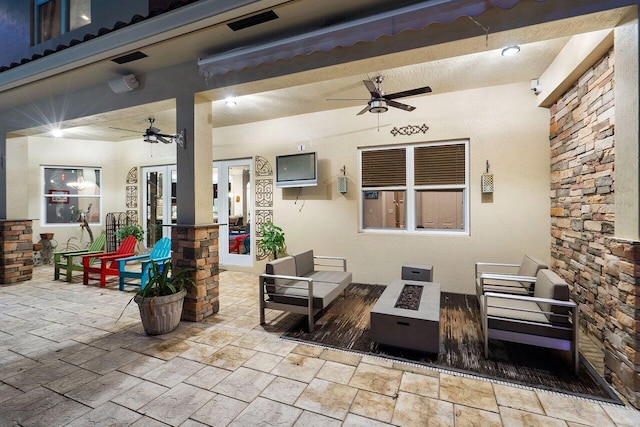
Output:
126,186,138,208
255,179,274,207
390,123,429,137
126,167,138,184
254,209,273,261
255,156,273,176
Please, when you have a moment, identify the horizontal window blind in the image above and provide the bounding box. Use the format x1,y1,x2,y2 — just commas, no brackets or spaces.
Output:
414,144,465,185
362,148,406,187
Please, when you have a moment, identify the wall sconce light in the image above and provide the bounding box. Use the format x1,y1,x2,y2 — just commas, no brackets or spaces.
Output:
481,160,494,193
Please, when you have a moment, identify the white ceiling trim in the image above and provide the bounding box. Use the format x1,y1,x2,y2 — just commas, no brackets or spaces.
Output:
197,0,545,77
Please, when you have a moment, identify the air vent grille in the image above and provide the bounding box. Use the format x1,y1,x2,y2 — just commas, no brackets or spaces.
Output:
228,10,278,31
112,51,148,65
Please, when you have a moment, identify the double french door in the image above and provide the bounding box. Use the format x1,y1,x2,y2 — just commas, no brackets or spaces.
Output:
142,160,253,268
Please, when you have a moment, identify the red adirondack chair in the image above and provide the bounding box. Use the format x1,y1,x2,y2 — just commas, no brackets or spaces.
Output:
83,235,137,287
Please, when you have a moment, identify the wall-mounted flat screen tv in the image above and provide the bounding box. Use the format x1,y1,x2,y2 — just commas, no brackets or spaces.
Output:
276,152,317,188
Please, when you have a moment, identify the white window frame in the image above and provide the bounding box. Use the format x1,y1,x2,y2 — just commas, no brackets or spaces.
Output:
359,139,469,235
41,165,103,226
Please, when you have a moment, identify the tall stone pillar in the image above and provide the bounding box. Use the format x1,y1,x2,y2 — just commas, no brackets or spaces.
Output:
0,219,33,284
173,94,217,320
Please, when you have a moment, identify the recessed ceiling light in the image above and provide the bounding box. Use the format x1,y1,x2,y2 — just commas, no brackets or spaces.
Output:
225,97,237,107
501,45,521,56
51,129,63,138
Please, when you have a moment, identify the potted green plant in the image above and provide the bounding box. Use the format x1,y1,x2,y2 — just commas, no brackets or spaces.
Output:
258,221,286,259
117,223,145,242
127,260,195,335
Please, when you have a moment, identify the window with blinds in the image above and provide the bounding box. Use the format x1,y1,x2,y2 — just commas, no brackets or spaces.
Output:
414,144,465,186
362,148,406,187
360,140,468,233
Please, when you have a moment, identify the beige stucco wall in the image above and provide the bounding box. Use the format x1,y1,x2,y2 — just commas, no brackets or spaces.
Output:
17,135,175,247
213,81,551,294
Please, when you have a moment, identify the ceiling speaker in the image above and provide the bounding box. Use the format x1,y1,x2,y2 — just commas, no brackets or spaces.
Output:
108,74,139,93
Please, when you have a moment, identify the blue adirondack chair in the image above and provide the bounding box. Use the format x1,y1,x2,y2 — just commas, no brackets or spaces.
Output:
118,237,172,291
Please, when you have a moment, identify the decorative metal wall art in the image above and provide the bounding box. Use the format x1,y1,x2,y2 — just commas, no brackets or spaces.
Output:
126,186,138,208
255,179,274,207
255,210,273,238
255,156,273,176
126,167,138,184
390,123,429,137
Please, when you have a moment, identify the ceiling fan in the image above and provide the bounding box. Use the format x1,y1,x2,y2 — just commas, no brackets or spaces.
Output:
109,117,185,147
329,76,432,115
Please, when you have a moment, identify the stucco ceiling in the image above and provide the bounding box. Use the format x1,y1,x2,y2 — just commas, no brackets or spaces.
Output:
8,4,629,141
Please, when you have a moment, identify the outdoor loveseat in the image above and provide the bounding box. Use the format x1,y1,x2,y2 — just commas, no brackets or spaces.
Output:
481,268,579,374
259,250,352,332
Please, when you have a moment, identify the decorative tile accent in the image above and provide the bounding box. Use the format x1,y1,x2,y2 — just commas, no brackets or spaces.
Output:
254,210,273,238
255,156,273,176
255,179,273,207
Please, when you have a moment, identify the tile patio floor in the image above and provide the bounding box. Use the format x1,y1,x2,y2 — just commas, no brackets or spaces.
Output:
1,266,639,427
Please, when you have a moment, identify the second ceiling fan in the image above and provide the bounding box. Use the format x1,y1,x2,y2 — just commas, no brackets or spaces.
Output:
329,76,432,115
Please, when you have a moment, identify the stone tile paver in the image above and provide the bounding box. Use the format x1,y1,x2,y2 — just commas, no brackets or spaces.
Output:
349,389,396,423
184,365,232,390
348,362,402,397
454,404,503,427
229,396,302,427
295,378,358,420
493,384,545,414
243,350,284,372
65,401,142,427
399,370,439,398
205,345,257,370
316,360,357,385
191,393,248,427
212,366,275,402
537,391,616,426
142,356,205,387
498,406,569,427
65,370,143,408
260,377,308,405
439,372,498,412
271,353,326,382
294,410,342,426
111,380,169,411
141,382,215,427
392,391,454,427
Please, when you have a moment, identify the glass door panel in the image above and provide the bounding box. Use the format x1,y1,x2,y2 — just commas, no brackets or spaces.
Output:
214,159,252,267
142,165,176,249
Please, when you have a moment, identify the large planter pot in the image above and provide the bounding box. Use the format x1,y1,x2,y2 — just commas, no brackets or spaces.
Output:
134,288,187,335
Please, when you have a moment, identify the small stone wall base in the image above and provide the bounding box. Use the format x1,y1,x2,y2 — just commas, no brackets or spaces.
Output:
171,224,219,322
0,220,34,284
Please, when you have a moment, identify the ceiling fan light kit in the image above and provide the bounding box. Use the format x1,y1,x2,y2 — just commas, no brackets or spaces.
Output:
329,75,432,116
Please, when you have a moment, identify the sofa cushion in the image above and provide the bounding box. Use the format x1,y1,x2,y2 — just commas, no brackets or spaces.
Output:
271,280,341,309
292,250,315,277
265,256,296,293
307,270,352,289
533,269,570,324
517,255,547,278
486,297,573,340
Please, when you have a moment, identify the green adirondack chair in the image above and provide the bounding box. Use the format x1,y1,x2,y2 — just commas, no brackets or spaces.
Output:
53,233,107,282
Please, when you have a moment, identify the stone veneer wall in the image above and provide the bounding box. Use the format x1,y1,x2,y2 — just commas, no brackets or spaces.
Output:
171,224,219,322
0,219,34,284
549,49,640,407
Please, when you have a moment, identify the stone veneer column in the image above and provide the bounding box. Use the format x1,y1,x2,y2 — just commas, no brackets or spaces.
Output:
549,48,640,407
0,219,33,284
171,224,219,322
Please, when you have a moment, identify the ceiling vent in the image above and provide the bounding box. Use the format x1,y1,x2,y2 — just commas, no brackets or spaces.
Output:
227,10,278,31
112,51,148,65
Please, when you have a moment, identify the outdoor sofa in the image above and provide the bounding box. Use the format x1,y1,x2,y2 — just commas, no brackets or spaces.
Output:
259,249,352,332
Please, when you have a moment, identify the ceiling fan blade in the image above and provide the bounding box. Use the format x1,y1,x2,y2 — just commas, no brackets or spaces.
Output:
326,98,372,101
387,100,416,112
356,104,371,115
363,80,381,97
384,86,432,100
108,126,141,133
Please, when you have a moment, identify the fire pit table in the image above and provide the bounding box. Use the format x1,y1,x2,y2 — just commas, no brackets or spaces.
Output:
370,279,440,353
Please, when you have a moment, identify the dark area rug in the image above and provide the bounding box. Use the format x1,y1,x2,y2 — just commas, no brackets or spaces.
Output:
282,283,621,404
